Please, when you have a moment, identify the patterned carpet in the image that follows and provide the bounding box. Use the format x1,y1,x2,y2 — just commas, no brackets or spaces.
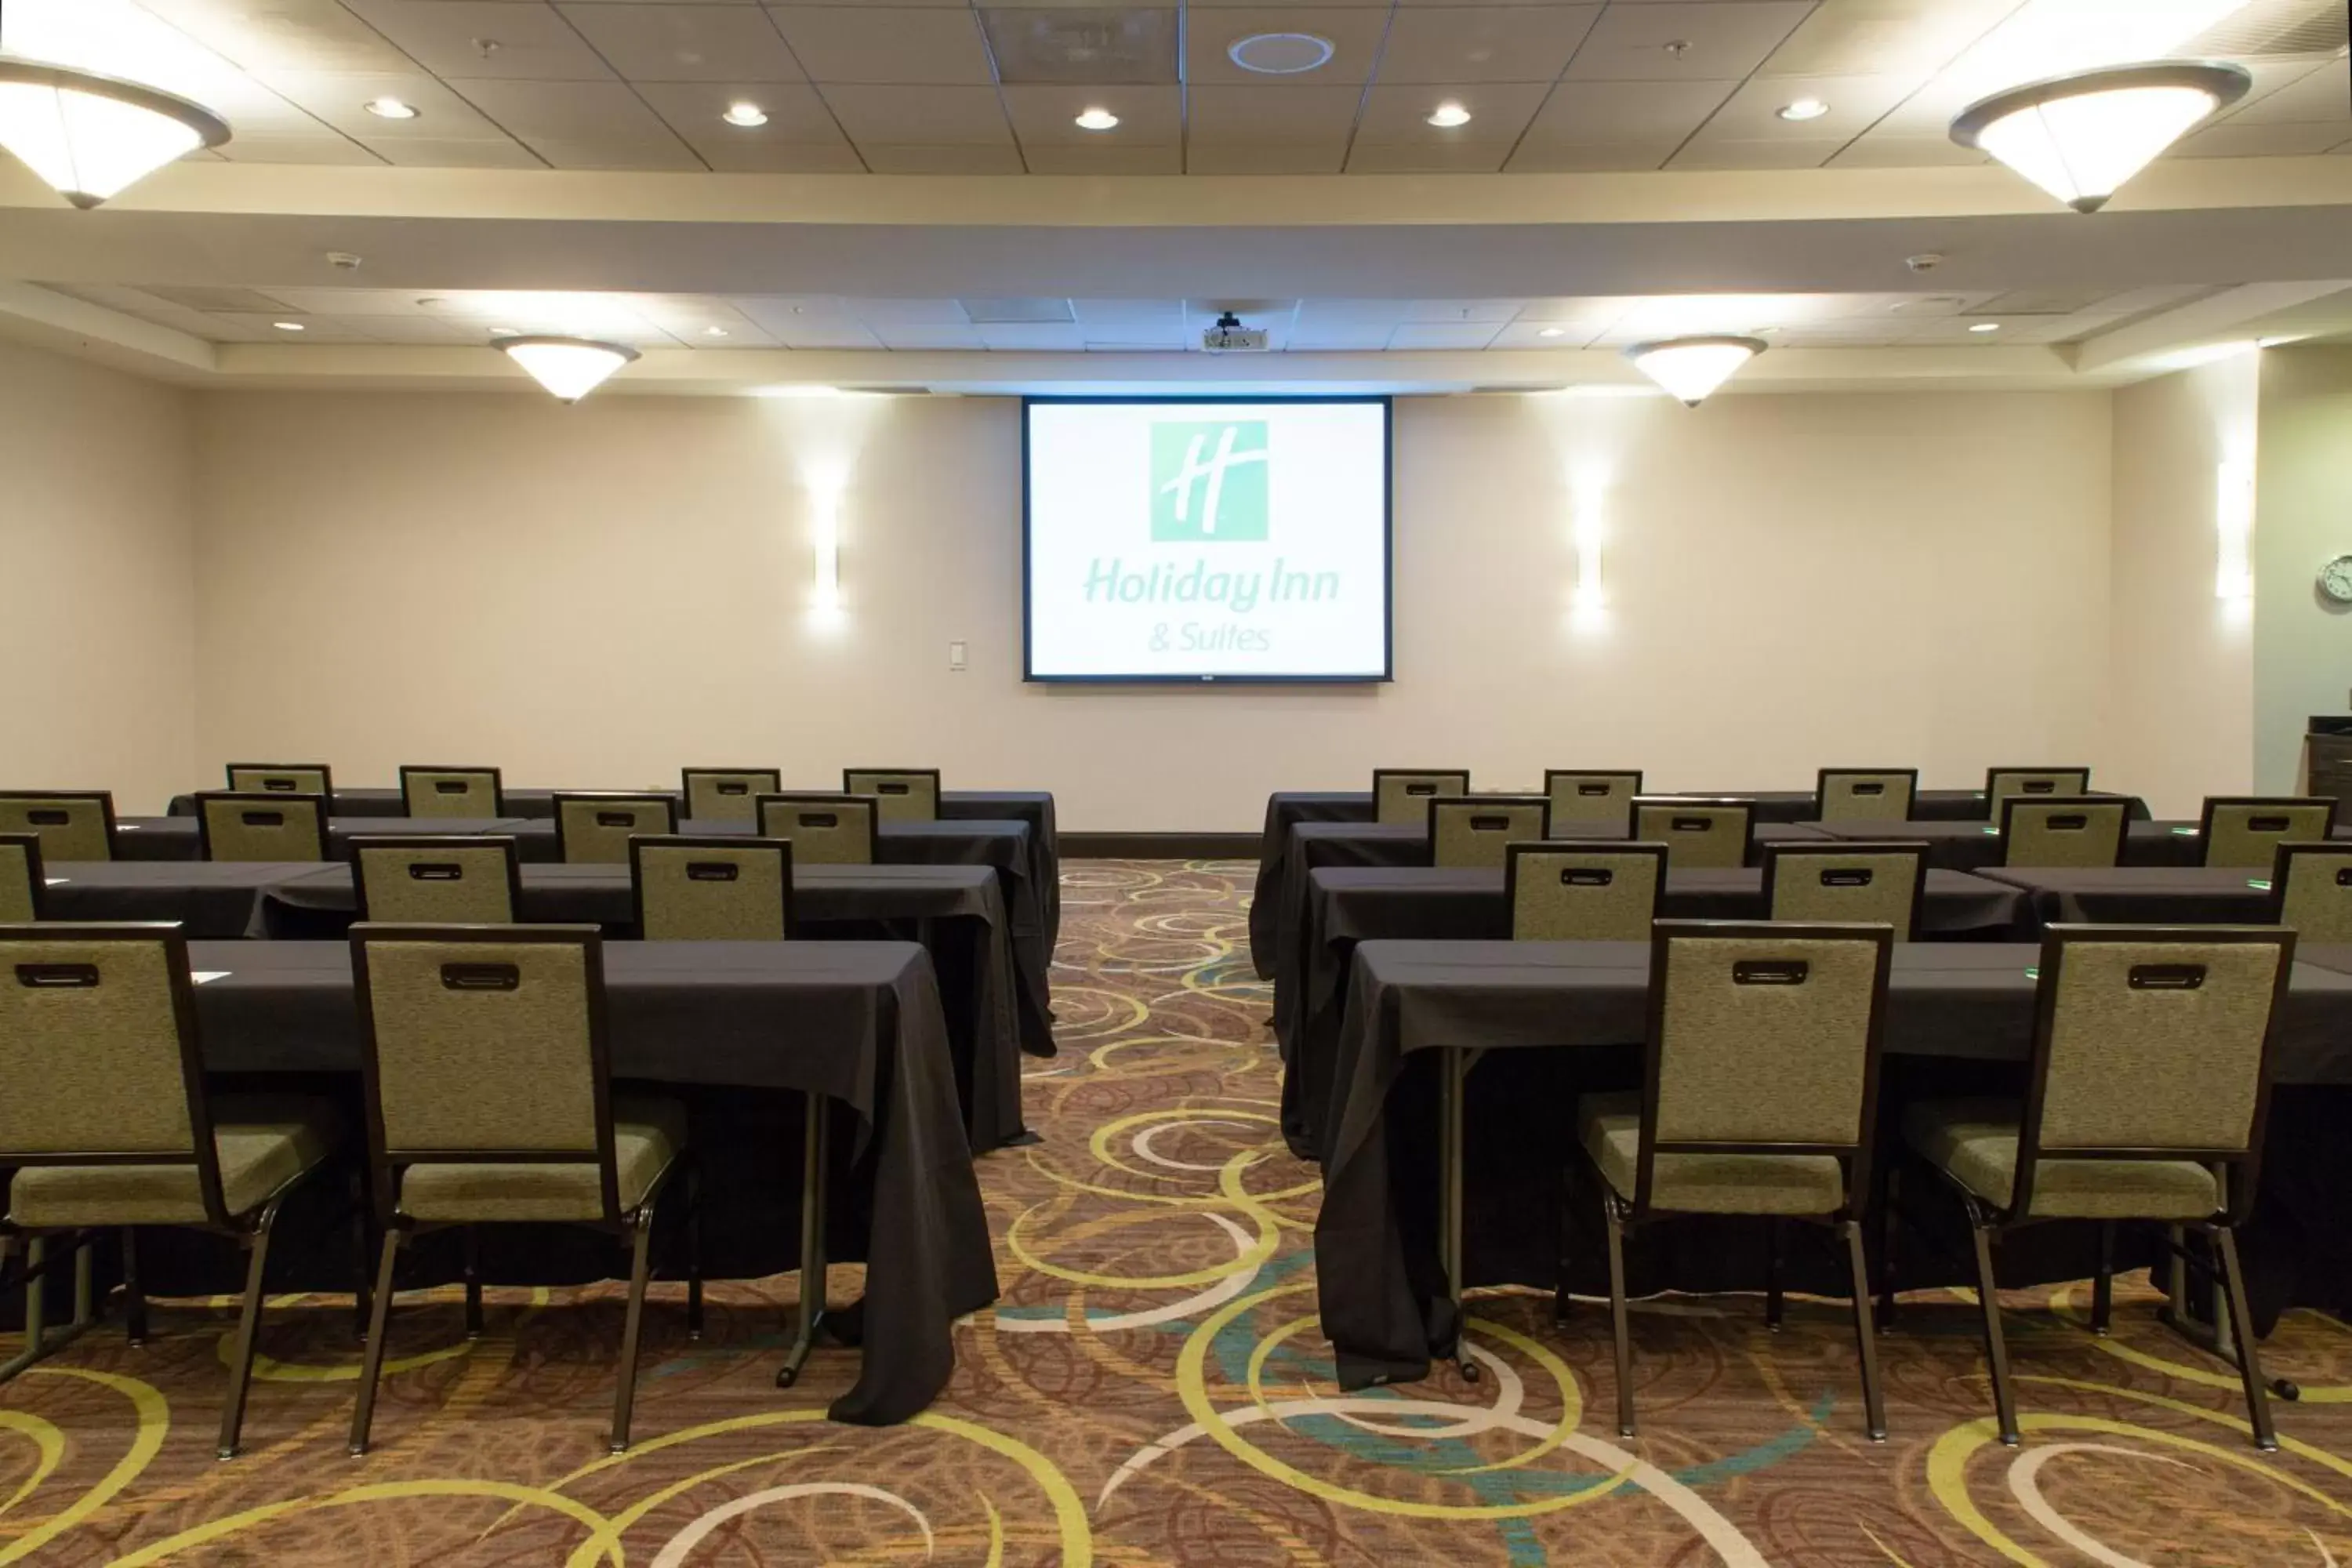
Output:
5,858,2352,1564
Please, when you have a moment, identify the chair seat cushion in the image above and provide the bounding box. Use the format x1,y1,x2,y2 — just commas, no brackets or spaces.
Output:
1577,1091,1846,1215
398,1096,687,1224
1902,1098,2221,1221
8,1095,339,1229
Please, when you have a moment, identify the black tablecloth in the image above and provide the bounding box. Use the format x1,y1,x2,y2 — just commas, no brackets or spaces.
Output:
40,861,350,936
1974,866,2281,928
1281,867,2027,1160
180,938,996,1425
114,816,536,862
1812,818,2206,873
1315,939,2352,1390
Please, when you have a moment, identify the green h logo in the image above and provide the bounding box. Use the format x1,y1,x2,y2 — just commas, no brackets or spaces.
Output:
1151,419,1269,541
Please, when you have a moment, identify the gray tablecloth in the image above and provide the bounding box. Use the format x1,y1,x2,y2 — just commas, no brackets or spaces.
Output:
180,938,996,1425
40,861,350,936
112,816,536,862
1812,818,2205,873
1974,866,2281,928
1315,938,2352,1390
1280,866,2027,1160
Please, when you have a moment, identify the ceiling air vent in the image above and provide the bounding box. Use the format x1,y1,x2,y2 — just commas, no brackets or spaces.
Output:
982,8,1180,85
145,285,304,313
2176,0,2347,58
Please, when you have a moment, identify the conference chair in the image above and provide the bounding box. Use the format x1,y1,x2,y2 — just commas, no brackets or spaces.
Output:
2198,796,2337,870
400,765,505,819
227,763,333,800
1374,769,1469,827
1894,926,2295,1450
1566,921,1894,1439
554,793,677,866
757,793,879,865
0,923,343,1456
1984,767,2091,815
681,768,782,825
197,792,328,862
844,768,941,825
1544,771,1642,833
0,835,44,922
2270,841,2352,942
0,791,116,862
1633,797,1754,870
1998,797,2126,869
1763,841,1929,942
352,837,521,924
1816,768,1918,823
631,836,795,941
347,924,699,1455
1428,795,1547,870
1504,841,1664,941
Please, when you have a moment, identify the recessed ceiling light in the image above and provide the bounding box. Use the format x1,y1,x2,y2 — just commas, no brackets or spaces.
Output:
704,325,730,338
1229,32,1335,75
1777,97,1829,122
272,321,305,332
1969,321,2002,333
1537,327,1566,339
364,97,419,121
723,101,768,128
1075,107,1119,131
1427,101,1472,129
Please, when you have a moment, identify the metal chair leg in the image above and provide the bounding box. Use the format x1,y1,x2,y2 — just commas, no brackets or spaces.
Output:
2212,1226,2278,1453
0,1233,96,1385
1604,1195,1636,1439
1765,1215,1785,1332
685,1160,704,1342
2090,1220,2114,1336
1438,1045,1477,1381
462,1226,484,1340
1842,1218,1888,1442
348,1171,372,1344
777,1092,829,1389
1968,1214,2020,1446
122,1227,147,1347
610,1210,655,1454
216,1198,281,1460
349,1229,404,1456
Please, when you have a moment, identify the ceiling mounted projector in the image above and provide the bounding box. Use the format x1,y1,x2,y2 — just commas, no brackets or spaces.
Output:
1201,311,1269,353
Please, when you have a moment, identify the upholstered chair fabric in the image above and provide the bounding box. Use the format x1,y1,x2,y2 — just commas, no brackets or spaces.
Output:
354,840,519,924
401,768,503,818
0,794,112,862
2275,844,2352,942
633,838,792,941
1904,1099,2220,1221
1544,772,1640,831
1428,797,1546,869
683,769,781,824
1634,800,1751,870
555,795,677,866
1507,844,1662,941
1579,1092,1845,1214
1987,768,2089,808
757,796,877,866
0,935,194,1157
228,765,331,798
1766,844,1926,940
2202,799,2335,870
11,1096,339,1227
2001,799,2126,869
1651,935,1882,1152
844,770,939,824
199,794,326,862
1374,771,1468,826
1817,770,1916,822
0,836,38,922
400,1097,684,1224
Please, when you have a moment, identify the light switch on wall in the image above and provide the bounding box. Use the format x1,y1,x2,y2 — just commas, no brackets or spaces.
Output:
949,641,968,671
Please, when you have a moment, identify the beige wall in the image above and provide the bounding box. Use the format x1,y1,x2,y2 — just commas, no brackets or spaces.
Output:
2106,355,2258,816
192,386,2116,831
2254,346,2352,793
2,339,196,815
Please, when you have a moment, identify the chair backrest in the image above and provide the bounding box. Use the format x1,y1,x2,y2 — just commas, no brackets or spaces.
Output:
554,793,677,865
1816,768,1918,823
0,792,116,862
350,924,619,1218
1986,766,2090,813
0,923,226,1218
353,837,521,924
1632,797,1754,870
2198,796,2337,870
227,763,333,799
844,768,940,824
682,768,781,824
1544,770,1641,832
198,792,328,862
0,833,44,922
1762,841,1929,941
1374,769,1469,826
400,765,505,818
631,835,793,941
2000,796,2126,869
1505,840,1664,941
2014,926,2293,1221
2270,840,2352,942
1634,920,1894,1215
1428,795,1548,869
757,793,879,865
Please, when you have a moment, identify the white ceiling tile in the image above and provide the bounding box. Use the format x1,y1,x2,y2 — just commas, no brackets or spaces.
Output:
1079,321,1188,348
1504,141,1675,170
2173,121,2352,159
1514,297,1631,326
1404,299,1526,323
1287,324,1398,349
557,4,807,81
1073,299,1186,325
451,79,705,165
1026,143,1185,172
1562,2,1815,83
132,0,419,74
1489,319,1602,348
776,317,886,347
1682,71,1925,141
242,70,521,143
212,313,385,342
1755,0,2016,78
214,136,388,165
765,7,996,82
842,298,972,324
376,138,550,167
1345,141,1512,172
1353,82,1546,143
764,0,968,9
1185,83,1363,150
1293,299,1406,325
1185,145,1346,172
1825,132,1984,167
1385,321,1502,349
2220,62,2350,127
1515,78,1738,151
1668,136,1845,169
252,287,425,315
340,1,620,81
1000,85,1182,146
336,315,491,343
980,322,1088,349
1374,6,1603,85
862,143,1029,172
626,296,782,343
635,82,858,164
871,324,990,348
818,85,1014,143
1186,9,1394,86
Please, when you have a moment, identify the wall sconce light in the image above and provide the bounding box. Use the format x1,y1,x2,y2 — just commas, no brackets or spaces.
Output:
2216,456,2254,601
810,485,842,618
1570,467,1607,620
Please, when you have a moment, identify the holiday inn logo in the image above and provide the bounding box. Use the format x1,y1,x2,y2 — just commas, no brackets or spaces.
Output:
1151,419,1269,542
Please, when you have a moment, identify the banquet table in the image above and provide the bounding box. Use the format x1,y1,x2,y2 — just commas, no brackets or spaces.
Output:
177,938,995,1425
113,815,534,862
1810,818,2214,873
1313,938,2352,1391
1280,866,2028,1159
1973,865,2283,929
